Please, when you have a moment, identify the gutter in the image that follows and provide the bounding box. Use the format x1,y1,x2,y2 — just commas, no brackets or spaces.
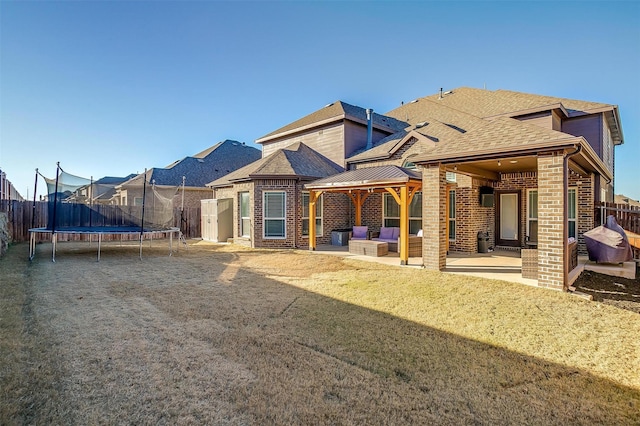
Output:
413,138,582,164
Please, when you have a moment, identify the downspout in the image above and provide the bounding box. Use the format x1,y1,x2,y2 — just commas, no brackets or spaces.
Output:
294,179,298,249
365,109,373,150
563,144,582,290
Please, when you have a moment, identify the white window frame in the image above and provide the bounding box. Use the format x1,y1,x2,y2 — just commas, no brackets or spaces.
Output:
302,192,323,237
239,192,250,238
448,189,456,241
526,189,538,243
263,191,286,239
382,192,422,235
527,188,577,240
568,188,577,239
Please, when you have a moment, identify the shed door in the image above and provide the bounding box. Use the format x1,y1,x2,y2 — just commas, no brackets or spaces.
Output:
200,199,217,241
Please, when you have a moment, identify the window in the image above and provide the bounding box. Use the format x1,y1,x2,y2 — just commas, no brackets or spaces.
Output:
568,188,577,239
446,172,457,182
448,189,456,240
263,191,286,238
527,189,538,243
240,192,250,237
527,188,577,241
403,159,417,170
382,192,422,234
133,197,143,206
302,192,322,237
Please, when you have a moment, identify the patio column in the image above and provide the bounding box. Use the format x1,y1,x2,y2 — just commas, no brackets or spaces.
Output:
308,190,320,251
537,152,565,289
422,164,447,270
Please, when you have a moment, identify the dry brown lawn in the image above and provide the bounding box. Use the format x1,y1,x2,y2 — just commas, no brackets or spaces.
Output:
1,240,639,424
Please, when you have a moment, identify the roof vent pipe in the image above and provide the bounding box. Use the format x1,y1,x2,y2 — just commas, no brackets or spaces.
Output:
366,108,373,150
439,87,443,100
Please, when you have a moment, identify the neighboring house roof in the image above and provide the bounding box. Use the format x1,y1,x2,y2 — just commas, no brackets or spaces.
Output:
120,140,261,188
305,165,421,190
256,101,407,143
207,142,344,188
614,194,640,207
65,174,136,203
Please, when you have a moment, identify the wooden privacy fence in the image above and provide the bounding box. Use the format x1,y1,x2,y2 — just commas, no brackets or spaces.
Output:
595,202,640,233
1,200,201,243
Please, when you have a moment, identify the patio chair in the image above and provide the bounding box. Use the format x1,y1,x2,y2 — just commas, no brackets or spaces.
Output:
351,226,368,240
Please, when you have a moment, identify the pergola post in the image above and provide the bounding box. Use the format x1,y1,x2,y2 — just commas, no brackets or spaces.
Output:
385,185,412,265
347,190,369,226
399,185,409,265
308,190,321,251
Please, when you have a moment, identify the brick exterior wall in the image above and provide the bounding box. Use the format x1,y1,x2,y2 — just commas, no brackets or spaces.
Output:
359,193,383,231
448,175,495,253
537,152,565,290
422,164,447,270
300,191,351,248
214,181,352,249
569,171,594,256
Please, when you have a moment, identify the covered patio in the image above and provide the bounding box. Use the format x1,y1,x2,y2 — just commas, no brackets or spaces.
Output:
311,243,538,285
414,122,612,290
305,165,422,265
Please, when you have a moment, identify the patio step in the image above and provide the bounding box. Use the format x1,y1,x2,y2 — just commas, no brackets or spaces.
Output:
583,261,636,280
494,246,521,253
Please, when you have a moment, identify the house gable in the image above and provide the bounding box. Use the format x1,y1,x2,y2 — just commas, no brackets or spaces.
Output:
256,101,407,167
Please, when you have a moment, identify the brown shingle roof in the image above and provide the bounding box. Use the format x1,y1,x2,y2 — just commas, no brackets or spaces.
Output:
257,101,407,142
412,116,578,163
395,87,614,119
347,119,467,163
207,142,343,188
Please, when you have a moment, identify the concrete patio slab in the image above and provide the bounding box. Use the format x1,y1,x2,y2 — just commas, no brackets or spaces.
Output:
313,245,539,286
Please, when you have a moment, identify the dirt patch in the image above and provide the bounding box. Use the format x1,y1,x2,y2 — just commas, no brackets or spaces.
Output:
573,264,640,314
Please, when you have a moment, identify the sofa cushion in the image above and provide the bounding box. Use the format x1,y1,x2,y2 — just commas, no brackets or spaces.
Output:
392,227,400,239
352,226,368,239
379,227,394,240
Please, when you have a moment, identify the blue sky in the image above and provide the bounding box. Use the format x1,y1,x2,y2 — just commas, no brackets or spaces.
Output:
1,1,639,200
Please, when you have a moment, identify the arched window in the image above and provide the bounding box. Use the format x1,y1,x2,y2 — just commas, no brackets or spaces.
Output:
402,155,417,170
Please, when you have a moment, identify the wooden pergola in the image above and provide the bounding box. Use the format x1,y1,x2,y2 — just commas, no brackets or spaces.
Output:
304,165,422,265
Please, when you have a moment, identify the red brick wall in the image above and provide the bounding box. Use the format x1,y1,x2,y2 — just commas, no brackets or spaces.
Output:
537,153,565,289
215,180,353,249
422,164,447,270
448,175,495,253
570,171,594,256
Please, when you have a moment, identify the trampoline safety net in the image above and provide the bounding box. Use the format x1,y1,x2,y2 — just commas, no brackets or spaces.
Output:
41,167,181,232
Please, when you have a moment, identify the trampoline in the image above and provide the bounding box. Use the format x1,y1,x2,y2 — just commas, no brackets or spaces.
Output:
29,226,183,262
29,163,187,262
